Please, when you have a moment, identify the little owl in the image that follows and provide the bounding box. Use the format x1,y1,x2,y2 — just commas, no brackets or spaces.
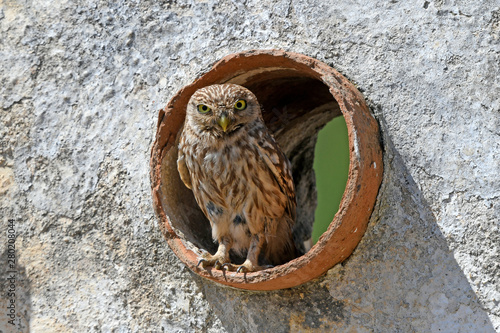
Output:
177,83,296,272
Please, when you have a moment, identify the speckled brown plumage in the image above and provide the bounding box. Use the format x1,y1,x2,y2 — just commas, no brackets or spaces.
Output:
177,83,296,272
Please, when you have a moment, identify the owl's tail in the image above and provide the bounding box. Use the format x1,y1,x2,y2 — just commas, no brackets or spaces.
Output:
264,217,298,266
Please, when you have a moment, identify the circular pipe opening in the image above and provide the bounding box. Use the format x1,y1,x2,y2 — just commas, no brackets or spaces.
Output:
150,50,382,290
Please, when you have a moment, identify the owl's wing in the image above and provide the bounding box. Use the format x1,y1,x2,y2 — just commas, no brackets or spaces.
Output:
177,151,193,190
256,132,296,222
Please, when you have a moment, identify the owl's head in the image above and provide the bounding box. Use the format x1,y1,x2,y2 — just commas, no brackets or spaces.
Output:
186,84,262,137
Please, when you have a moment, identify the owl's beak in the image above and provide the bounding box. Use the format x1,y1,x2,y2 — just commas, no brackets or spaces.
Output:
217,114,230,132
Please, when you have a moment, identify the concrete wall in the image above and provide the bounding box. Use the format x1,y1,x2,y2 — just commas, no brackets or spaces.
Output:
1,0,498,331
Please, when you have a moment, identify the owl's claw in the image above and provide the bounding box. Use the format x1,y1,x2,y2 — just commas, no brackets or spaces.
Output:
219,263,244,272
199,258,272,272
214,260,223,269
222,261,272,273
196,254,229,270
197,258,208,267
221,263,232,271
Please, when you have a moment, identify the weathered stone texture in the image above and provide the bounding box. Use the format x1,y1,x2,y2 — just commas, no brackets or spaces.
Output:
0,0,498,332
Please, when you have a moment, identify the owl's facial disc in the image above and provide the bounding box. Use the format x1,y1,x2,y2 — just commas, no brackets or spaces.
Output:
188,84,260,136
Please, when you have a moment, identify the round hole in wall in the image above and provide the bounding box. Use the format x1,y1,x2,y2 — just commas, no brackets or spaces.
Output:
150,50,382,290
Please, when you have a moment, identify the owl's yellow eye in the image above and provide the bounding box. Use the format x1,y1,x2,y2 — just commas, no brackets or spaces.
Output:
234,99,247,111
197,104,211,113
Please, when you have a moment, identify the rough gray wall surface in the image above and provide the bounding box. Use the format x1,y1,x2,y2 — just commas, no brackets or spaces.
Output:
1,0,499,332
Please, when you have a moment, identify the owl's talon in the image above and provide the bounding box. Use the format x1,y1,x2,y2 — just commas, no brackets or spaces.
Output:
197,258,207,267
196,249,229,270
231,260,272,273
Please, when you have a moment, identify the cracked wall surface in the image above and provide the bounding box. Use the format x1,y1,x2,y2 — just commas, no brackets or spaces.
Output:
0,0,499,332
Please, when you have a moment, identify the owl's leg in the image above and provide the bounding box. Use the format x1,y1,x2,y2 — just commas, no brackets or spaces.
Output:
223,233,271,273
198,236,232,269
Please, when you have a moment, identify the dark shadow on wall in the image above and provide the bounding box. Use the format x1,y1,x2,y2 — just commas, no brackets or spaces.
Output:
0,242,31,332
191,118,496,332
